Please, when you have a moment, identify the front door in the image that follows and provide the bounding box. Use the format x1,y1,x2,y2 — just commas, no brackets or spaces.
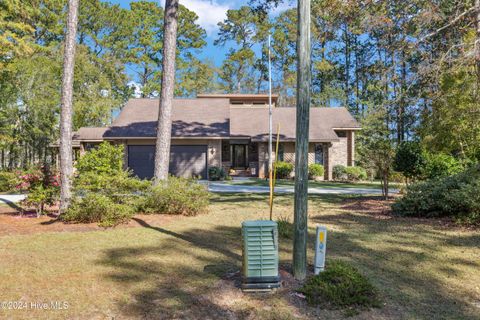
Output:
232,144,247,168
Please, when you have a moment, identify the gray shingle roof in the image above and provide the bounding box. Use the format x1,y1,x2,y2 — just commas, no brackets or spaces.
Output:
73,127,109,141
74,98,360,141
104,98,230,138
230,106,359,142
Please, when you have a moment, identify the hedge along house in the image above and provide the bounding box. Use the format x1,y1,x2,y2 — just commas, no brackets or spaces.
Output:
71,94,360,180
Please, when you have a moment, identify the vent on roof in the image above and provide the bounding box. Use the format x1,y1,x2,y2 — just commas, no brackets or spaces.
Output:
241,220,280,290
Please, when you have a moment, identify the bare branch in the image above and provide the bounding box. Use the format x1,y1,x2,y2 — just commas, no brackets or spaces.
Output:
419,6,476,43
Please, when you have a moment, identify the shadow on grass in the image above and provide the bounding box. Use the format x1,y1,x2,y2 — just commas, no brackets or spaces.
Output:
132,218,241,261
97,221,301,319
310,212,480,319
96,195,479,319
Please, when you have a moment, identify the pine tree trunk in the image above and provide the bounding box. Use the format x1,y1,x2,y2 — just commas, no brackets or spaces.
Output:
153,0,179,183
344,25,350,109
398,49,406,142
475,0,480,90
59,0,79,214
293,0,311,281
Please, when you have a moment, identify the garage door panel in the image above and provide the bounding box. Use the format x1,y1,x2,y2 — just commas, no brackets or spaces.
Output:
128,145,207,179
169,145,207,179
128,145,155,179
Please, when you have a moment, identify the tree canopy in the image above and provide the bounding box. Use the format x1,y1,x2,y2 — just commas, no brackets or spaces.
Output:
0,0,479,169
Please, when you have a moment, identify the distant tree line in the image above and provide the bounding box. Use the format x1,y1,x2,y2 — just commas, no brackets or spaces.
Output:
1,0,479,169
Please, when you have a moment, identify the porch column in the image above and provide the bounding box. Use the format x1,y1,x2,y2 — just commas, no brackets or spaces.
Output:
325,142,332,180
347,131,355,166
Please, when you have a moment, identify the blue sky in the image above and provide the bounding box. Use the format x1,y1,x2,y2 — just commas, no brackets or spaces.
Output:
106,0,294,65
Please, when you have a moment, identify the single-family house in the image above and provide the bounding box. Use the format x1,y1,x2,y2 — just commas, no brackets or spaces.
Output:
72,94,360,180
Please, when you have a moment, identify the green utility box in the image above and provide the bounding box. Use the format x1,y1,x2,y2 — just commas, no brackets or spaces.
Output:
241,220,280,290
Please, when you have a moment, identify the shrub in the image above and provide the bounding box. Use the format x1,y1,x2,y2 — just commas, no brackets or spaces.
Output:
308,164,324,180
423,153,463,179
63,193,134,227
208,166,227,181
333,165,367,181
275,161,294,179
22,185,58,217
276,216,293,239
332,165,347,181
299,260,379,309
389,171,405,183
142,176,209,216
344,166,367,181
18,165,60,216
74,170,149,199
70,144,148,226
392,165,480,224
0,171,20,192
393,141,427,181
76,142,124,175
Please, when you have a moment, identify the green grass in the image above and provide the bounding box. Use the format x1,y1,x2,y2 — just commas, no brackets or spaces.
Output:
0,193,479,319
223,178,402,190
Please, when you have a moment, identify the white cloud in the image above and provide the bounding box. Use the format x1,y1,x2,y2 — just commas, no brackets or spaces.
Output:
180,0,231,36
127,81,143,98
270,0,295,15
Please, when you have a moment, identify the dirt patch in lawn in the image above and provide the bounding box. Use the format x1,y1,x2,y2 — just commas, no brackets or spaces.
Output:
0,205,180,237
340,196,396,218
339,196,477,230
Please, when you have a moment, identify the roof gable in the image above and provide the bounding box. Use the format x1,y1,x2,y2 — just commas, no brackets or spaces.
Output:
75,97,360,141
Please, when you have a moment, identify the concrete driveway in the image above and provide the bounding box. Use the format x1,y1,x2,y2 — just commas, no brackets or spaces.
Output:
0,194,26,204
206,182,396,195
0,183,395,204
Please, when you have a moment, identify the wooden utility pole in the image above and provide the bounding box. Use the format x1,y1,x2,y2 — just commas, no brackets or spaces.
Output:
154,0,179,183
293,0,311,280
59,0,79,214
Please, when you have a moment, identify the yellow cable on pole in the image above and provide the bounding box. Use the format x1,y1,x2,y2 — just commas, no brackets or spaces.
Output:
269,124,281,220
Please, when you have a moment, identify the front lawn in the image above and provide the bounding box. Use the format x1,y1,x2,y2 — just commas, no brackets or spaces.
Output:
0,194,478,319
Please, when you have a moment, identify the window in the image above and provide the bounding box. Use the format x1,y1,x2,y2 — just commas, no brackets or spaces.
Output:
248,143,258,162
221,140,230,162
277,143,284,162
84,143,98,151
315,144,324,165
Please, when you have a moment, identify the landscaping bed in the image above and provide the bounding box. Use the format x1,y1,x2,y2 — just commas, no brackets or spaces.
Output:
0,204,180,236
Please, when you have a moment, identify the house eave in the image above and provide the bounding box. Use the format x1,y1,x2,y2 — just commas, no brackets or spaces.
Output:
332,127,362,130
102,136,226,140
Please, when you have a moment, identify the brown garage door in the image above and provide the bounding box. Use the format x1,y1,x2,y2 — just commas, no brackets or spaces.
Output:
128,145,207,179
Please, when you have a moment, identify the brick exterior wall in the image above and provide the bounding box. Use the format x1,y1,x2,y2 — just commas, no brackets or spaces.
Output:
258,142,268,178
207,140,222,167
114,131,355,180
258,141,337,180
